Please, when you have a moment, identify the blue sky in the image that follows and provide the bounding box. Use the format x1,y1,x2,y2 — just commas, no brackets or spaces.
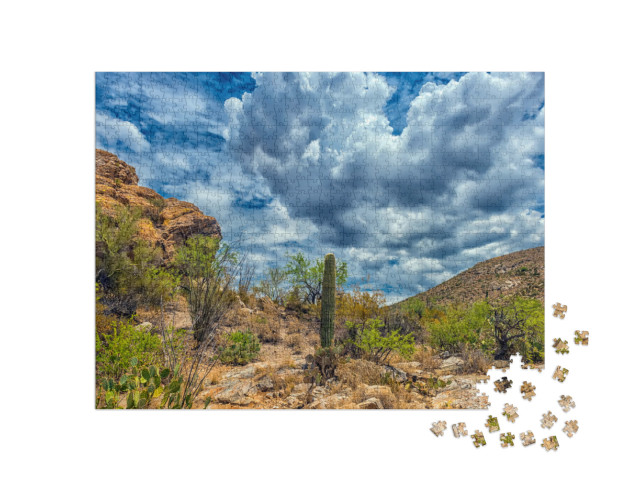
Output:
96,72,544,303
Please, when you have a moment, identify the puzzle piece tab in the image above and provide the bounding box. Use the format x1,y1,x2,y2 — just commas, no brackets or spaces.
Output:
494,376,513,393
553,338,569,354
520,381,536,401
452,423,468,438
485,415,500,432
558,395,575,412
552,366,569,382
575,330,589,345
541,411,558,429
430,420,447,437
471,430,486,448
541,435,559,451
500,432,515,447
502,403,519,423
552,303,567,318
563,420,579,437
520,430,536,447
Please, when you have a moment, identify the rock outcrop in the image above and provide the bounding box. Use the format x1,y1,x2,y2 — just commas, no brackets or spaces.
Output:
95,149,222,260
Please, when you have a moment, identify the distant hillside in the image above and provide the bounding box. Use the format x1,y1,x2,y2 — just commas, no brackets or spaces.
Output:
394,246,544,309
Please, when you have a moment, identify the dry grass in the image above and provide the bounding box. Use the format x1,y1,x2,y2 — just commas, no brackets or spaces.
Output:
336,359,385,389
352,384,399,409
413,345,441,371
284,333,306,354
460,347,492,374
250,316,282,344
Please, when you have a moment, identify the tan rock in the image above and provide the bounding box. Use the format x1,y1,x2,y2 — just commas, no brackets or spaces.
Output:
357,398,384,409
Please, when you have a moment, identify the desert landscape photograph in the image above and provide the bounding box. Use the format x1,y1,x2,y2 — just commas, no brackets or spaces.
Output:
95,72,545,409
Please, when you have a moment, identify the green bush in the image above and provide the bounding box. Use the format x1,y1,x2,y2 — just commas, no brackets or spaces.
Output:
96,319,162,380
428,303,494,354
218,331,261,365
344,318,415,364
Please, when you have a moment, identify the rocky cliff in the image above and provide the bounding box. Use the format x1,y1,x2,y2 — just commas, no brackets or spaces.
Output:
95,149,222,260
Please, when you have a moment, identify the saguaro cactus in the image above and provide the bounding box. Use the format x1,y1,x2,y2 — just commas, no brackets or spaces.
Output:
320,253,336,348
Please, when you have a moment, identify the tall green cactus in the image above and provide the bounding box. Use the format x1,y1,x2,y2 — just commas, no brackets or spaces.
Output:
320,253,336,348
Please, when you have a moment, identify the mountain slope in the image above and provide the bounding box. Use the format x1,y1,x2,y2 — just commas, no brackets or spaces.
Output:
394,246,544,308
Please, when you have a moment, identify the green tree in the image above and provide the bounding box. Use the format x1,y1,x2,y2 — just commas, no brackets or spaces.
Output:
285,252,347,304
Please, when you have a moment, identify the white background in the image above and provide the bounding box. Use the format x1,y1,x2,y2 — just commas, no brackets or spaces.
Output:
2,0,639,479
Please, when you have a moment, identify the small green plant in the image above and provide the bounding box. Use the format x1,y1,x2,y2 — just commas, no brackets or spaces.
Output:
96,357,187,409
344,318,415,364
96,319,162,380
218,331,261,365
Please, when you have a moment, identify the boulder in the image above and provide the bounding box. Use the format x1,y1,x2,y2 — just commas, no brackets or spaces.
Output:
382,365,408,382
214,380,256,405
134,322,153,332
255,376,274,392
357,398,384,409
364,385,392,399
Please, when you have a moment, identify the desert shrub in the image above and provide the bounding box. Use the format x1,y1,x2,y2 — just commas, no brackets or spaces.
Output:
218,331,261,365
401,297,427,320
460,346,492,374
253,266,288,304
96,319,162,380
174,235,239,344
343,318,415,364
96,204,179,316
427,302,494,354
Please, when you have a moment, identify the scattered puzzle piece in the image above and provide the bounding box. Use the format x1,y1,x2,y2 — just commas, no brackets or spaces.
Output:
485,415,500,432
575,330,589,345
452,423,468,438
558,395,575,412
502,403,519,422
552,303,567,319
552,365,569,382
471,430,486,448
520,431,536,447
477,392,491,408
563,420,579,437
500,432,515,447
553,338,570,354
494,376,513,393
541,411,558,429
520,381,536,401
430,420,447,437
541,435,559,451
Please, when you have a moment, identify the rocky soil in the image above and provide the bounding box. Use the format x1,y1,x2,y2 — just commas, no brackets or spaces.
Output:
152,298,494,410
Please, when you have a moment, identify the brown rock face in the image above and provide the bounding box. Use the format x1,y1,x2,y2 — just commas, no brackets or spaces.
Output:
95,149,222,260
